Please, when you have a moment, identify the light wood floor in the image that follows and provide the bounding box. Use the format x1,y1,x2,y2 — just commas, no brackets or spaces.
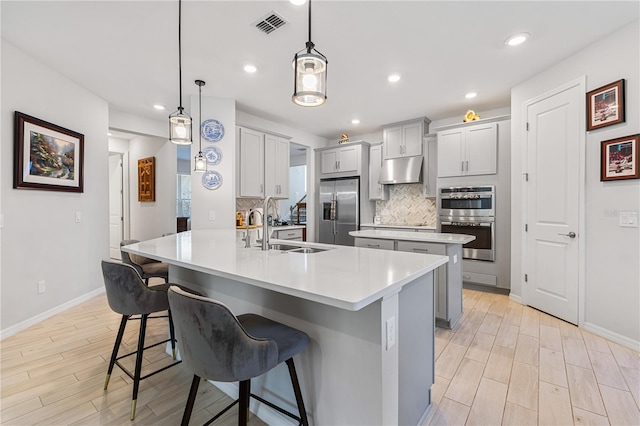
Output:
425,289,640,426
1,286,638,425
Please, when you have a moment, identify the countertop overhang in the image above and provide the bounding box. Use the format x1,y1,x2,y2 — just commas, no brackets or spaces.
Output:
122,230,447,311
350,229,476,244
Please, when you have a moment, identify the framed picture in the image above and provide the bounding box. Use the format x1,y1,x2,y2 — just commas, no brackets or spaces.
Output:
587,79,625,131
14,111,84,192
600,134,638,181
138,157,155,202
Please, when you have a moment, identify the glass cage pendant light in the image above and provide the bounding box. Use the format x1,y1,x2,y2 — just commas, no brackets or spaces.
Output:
194,80,207,173
169,0,192,144
292,0,327,107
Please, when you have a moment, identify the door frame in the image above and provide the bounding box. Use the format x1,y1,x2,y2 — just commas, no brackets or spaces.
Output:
108,150,130,242
521,76,587,326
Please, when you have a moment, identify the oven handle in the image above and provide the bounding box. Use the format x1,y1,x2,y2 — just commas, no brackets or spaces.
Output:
440,221,493,227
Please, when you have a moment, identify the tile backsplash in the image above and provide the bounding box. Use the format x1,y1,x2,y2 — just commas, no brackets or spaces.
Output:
236,198,281,218
376,184,436,226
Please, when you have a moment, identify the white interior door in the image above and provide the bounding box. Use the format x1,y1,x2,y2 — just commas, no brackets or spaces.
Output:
524,79,584,325
109,153,123,260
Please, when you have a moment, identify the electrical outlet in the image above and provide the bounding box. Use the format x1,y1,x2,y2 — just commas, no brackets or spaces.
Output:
453,254,458,264
386,316,396,350
75,211,82,223
37,280,46,294
619,211,638,228
208,211,216,221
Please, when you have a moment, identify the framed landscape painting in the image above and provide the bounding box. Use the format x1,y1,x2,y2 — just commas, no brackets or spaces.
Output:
587,79,625,131
14,112,84,192
600,134,638,181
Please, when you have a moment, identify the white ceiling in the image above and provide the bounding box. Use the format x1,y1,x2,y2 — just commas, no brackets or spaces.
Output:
2,1,638,140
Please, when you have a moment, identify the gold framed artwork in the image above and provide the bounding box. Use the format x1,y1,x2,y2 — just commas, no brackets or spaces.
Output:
138,157,155,202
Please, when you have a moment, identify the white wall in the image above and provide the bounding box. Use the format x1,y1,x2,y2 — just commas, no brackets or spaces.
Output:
1,39,109,333
511,21,640,347
190,96,236,230
128,135,177,240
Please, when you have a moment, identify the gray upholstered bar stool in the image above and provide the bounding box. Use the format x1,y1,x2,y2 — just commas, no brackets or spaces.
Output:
167,286,310,426
120,239,169,285
101,260,183,420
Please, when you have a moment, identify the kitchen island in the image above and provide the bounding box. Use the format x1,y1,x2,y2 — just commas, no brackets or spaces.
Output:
123,230,448,426
351,230,475,329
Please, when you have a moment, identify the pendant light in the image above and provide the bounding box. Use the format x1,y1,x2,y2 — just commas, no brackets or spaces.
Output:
194,80,207,172
292,0,327,107
169,0,192,144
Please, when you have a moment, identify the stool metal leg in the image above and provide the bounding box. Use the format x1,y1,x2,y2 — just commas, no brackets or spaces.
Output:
181,375,200,426
168,310,177,359
238,380,250,426
104,315,128,390
131,314,148,420
286,358,309,426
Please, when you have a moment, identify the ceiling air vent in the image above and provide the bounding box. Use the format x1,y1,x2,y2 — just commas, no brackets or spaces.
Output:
253,11,287,35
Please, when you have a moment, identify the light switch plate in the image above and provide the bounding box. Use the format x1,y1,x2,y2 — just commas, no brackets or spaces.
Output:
75,212,82,223
619,211,638,228
386,316,396,350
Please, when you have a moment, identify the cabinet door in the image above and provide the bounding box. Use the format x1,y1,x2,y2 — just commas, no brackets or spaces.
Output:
275,137,290,198
383,126,403,159
320,150,338,174
368,145,387,200
437,129,464,177
238,128,264,197
402,121,423,157
424,136,438,197
465,123,497,176
337,145,359,173
264,134,278,197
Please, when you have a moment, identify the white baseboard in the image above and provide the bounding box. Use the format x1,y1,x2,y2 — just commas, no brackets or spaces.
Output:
211,381,298,426
0,287,105,340
582,322,640,352
509,293,522,304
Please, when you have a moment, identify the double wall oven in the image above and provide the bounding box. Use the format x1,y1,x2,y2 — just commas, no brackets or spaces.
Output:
439,186,495,261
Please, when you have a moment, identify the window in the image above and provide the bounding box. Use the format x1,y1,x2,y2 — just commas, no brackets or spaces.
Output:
176,174,191,217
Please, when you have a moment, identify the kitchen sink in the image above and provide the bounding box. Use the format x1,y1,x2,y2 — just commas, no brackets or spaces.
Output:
287,247,328,254
267,244,301,251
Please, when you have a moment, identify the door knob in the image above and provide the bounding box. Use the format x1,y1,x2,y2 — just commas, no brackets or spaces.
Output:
558,231,576,238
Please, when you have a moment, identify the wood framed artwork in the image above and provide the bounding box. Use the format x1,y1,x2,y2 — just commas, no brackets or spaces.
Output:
600,134,638,181
138,157,156,201
14,111,84,192
587,79,625,131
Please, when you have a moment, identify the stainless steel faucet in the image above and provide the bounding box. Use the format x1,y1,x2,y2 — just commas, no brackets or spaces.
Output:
262,196,276,251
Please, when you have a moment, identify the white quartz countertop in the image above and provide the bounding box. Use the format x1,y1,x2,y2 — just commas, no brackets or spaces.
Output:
360,223,437,231
350,229,476,244
123,230,448,311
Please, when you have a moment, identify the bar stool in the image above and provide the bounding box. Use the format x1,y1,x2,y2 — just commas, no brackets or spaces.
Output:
101,260,185,420
167,286,310,426
120,239,169,285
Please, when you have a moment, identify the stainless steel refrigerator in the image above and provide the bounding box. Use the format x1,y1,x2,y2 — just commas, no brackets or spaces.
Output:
318,177,359,245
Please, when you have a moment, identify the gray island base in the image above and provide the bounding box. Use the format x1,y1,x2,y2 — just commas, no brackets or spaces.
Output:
123,230,448,425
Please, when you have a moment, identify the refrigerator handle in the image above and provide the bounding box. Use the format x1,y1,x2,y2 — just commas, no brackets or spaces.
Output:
331,194,337,235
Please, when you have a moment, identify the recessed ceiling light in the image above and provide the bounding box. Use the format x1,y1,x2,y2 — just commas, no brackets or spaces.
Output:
290,0,306,5
465,92,477,99
352,119,360,124
244,64,257,73
388,74,401,83
153,104,165,110
505,32,530,46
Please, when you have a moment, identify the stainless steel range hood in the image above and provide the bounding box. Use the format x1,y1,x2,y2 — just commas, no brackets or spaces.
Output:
378,156,423,184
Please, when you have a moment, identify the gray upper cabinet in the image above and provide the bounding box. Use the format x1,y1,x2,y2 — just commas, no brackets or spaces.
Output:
319,144,361,177
368,144,388,201
383,118,429,159
437,122,497,177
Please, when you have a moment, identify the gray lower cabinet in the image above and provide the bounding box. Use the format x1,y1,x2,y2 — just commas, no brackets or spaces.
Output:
354,237,463,329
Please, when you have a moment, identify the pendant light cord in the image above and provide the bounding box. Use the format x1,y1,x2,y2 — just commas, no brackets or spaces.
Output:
198,83,202,152
178,0,183,110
